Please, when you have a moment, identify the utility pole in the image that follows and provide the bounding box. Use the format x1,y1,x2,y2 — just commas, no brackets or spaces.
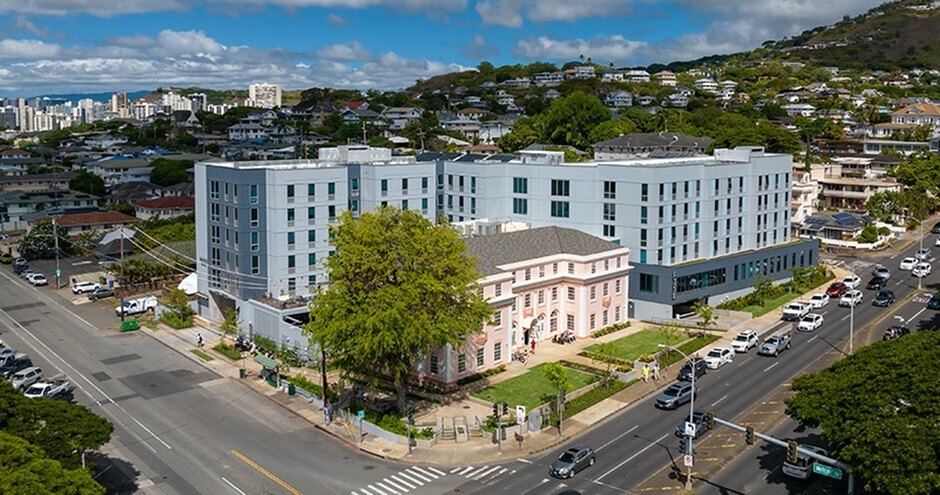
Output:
320,345,329,425
119,224,125,322
849,298,855,354
52,216,60,289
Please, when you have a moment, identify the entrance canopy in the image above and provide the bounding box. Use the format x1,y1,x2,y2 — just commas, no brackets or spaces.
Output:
254,354,279,369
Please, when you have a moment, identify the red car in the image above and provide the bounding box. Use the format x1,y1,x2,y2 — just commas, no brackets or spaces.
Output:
825,282,848,298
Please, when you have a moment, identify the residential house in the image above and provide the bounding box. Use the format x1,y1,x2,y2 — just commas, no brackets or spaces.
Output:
163,181,195,197
171,110,200,129
600,71,624,83
83,134,129,150
634,95,657,106
30,211,138,236
0,149,30,160
0,157,44,174
106,181,162,204
652,71,676,86
340,108,380,124
457,107,487,121
604,91,633,108
816,175,901,211
534,72,565,87
796,211,873,242
790,169,819,230
890,103,940,134
381,107,424,131
781,104,817,117
419,226,630,385
574,65,596,79
593,133,714,159
624,70,650,83
440,119,480,141
228,123,268,141
0,190,101,231
501,78,531,89
666,92,690,107
0,172,75,192
134,196,195,220
544,89,562,100
694,78,718,93
479,121,513,145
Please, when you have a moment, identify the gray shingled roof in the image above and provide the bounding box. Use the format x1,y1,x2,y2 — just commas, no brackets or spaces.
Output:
464,226,621,276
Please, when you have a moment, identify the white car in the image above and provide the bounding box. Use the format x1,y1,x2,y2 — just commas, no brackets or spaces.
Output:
872,265,891,280
899,257,918,271
731,330,759,353
71,281,100,294
842,275,861,290
798,313,824,332
29,274,47,286
915,248,931,261
935,237,940,247
808,293,830,309
839,290,863,307
913,262,932,278
703,347,734,369
25,272,43,284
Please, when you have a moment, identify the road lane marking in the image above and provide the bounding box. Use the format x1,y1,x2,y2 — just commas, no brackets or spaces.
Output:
230,449,301,495
596,425,639,451
374,481,399,494
472,466,502,480
221,476,246,495
517,458,533,464
457,466,474,476
738,357,752,366
427,467,446,477
808,335,818,343
840,315,850,322
411,466,439,479
405,468,433,482
398,471,423,486
763,362,779,372
520,478,550,495
910,307,927,322
711,394,728,407
595,433,670,482
462,466,489,479
381,478,408,493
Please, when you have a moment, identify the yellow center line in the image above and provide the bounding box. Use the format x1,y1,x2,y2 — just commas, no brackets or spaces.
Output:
231,449,302,495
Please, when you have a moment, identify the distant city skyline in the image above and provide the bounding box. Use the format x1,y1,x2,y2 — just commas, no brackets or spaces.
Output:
0,0,887,96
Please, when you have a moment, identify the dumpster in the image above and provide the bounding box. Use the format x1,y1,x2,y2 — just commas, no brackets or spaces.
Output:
120,319,139,332
239,368,247,379
287,383,296,396
99,276,106,285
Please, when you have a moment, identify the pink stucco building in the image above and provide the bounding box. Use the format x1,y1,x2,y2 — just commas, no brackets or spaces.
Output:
418,226,630,385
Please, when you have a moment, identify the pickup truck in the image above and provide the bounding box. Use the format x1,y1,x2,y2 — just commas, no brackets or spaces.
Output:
24,377,72,399
115,295,158,317
781,302,809,321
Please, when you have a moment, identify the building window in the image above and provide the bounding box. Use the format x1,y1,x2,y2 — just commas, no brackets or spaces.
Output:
422,177,428,190
471,177,476,193
477,348,485,367
524,268,531,281
639,273,659,293
307,207,315,220
603,310,608,326
251,255,260,274
287,184,294,198
287,277,296,293
457,354,467,373
513,177,528,194
493,310,501,326
615,279,622,293
538,290,545,304
641,183,648,201
401,178,408,192
328,205,336,219
603,181,616,199
552,287,558,300
567,287,575,300
250,208,259,227
328,182,336,196
566,314,575,331
640,206,648,224
494,343,502,362
615,306,621,321
512,197,528,215
603,225,616,237
590,286,596,300
550,201,569,218
603,282,609,296
402,199,409,210
250,232,259,251
603,203,616,221
524,294,531,307
590,314,596,330
430,355,439,374
287,232,295,246
568,262,575,274
287,208,295,222
675,268,727,294
550,179,570,196
307,230,316,243
249,184,258,204
287,255,295,269
210,180,219,199
495,283,502,297
308,183,316,197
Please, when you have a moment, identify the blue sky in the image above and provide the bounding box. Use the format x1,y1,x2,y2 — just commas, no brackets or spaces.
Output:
0,0,886,96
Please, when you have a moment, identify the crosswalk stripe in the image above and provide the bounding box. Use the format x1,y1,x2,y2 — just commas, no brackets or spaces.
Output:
404,469,433,483
396,471,424,486
457,466,475,476
427,467,447,477
464,466,490,478
350,491,362,495
374,481,399,495
449,468,461,474
381,478,409,493
411,467,439,479
390,475,417,490
365,485,389,495
472,466,501,480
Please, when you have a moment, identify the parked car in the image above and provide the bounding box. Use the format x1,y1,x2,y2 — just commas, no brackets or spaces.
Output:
899,257,918,271
656,381,698,410
13,263,28,275
932,222,940,234
783,444,829,480
10,366,43,391
731,330,759,353
0,253,12,264
19,269,35,279
23,377,72,400
913,262,932,278
782,302,810,321
807,293,829,309
71,281,100,294
935,236,940,247
865,277,887,291
797,314,824,332
929,293,940,310
0,355,32,379
87,286,115,301
872,265,891,280
825,282,848,298
29,274,48,286
873,290,896,307
916,248,931,261
674,411,706,439
703,347,734,369
0,347,16,363
678,358,708,381
758,333,792,356
13,257,27,267
839,290,863,307
549,446,595,479
883,325,911,340
842,275,861,289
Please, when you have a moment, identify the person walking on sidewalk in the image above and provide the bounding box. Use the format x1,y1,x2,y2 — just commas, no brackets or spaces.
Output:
652,360,660,381
530,339,536,355
197,333,204,348
642,364,650,382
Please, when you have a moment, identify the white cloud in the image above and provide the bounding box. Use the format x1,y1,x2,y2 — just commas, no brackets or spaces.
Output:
154,29,227,57
475,0,523,28
315,41,373,61
12,16,53,38
514,35,647,64
476,0,633,26
461,34,500,60
0,39,61,60
326,13,349,26
0,0,188,16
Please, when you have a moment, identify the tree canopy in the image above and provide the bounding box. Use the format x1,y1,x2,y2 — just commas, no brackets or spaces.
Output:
148,158,193,187
18,221,73,260
785,331,940,495
68,171,106,196
304,208,491,412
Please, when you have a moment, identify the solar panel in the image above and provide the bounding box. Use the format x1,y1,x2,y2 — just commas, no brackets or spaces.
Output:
807,224,825,232
805,218,828,225
832,212,854,222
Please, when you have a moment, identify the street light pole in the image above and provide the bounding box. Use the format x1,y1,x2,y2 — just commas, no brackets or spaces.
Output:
849,299,854,354
660,344,694,491
918,219,924,291
52,216,60,289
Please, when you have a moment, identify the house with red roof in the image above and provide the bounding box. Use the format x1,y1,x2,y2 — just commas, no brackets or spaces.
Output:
133,196,195,220
31,211,138,236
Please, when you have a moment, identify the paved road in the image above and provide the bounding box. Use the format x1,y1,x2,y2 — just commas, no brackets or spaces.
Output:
0,266,415,495
445,239,940,495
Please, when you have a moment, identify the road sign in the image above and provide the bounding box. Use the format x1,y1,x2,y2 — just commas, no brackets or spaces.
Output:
516,405,526,425
812,462,843,480
55,269,61,276
683,454,693,467
684,421,697,437
357,409,365,419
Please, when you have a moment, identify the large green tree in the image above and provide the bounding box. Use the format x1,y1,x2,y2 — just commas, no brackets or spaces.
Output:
543,91,612,150
0,431,105,495
786,331,940,495
68,171,106,196
304,208,492,412
18,221,73,260
148,158,193,187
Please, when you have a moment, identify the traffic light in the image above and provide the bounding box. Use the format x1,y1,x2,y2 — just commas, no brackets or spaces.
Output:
704,411,715,431
787,440,799,464
493,403,499,418
745,424,755,445
502,402,509,416
678,434,690,453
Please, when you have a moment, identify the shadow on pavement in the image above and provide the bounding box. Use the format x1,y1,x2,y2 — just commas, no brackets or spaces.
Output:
87,451,140,495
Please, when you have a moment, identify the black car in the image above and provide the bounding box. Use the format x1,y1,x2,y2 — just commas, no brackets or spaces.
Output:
866,277,887,291
549,446,596,479
0,356,32,379
13,263,28,274
932,222,940,234
678,358,707,381
872,290,896,307
929,293,940,310
883,325,911,340
87,287,115,301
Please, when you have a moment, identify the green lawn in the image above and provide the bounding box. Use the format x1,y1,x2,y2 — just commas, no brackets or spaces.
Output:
583,329,685,363
470,363,598,410
190,349,214,361
741,291,799,317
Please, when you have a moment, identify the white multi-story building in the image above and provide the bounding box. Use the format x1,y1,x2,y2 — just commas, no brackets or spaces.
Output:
248,82,283,109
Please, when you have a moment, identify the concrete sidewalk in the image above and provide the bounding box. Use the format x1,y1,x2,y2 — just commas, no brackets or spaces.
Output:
142,263,853,466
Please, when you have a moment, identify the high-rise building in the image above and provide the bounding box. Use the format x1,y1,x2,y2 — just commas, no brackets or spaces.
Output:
189,93,207,113
248,82,282,109
110,92,129,118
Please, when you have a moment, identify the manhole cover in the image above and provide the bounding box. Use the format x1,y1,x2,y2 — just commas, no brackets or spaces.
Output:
363,465,375,471
382,448,392,453
463,405,470,409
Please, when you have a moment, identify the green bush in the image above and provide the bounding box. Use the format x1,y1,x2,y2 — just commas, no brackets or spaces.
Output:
658,334,719,368
550,380,631,423
348,399,435,439
592,321,631,338
457,365,507,386
213,342,242,360
717,265,832,311
160,312,193,329
285,374,338,401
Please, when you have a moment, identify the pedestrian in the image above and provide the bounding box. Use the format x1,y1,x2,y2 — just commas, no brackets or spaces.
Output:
642,364,650,382
197,333,203,348
530,339,536,354
652,360,661,381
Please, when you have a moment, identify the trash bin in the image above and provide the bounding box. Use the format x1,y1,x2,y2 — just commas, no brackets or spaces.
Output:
120,319,139,332
99,276,106,285
287,383,296,396
239,368,247,379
